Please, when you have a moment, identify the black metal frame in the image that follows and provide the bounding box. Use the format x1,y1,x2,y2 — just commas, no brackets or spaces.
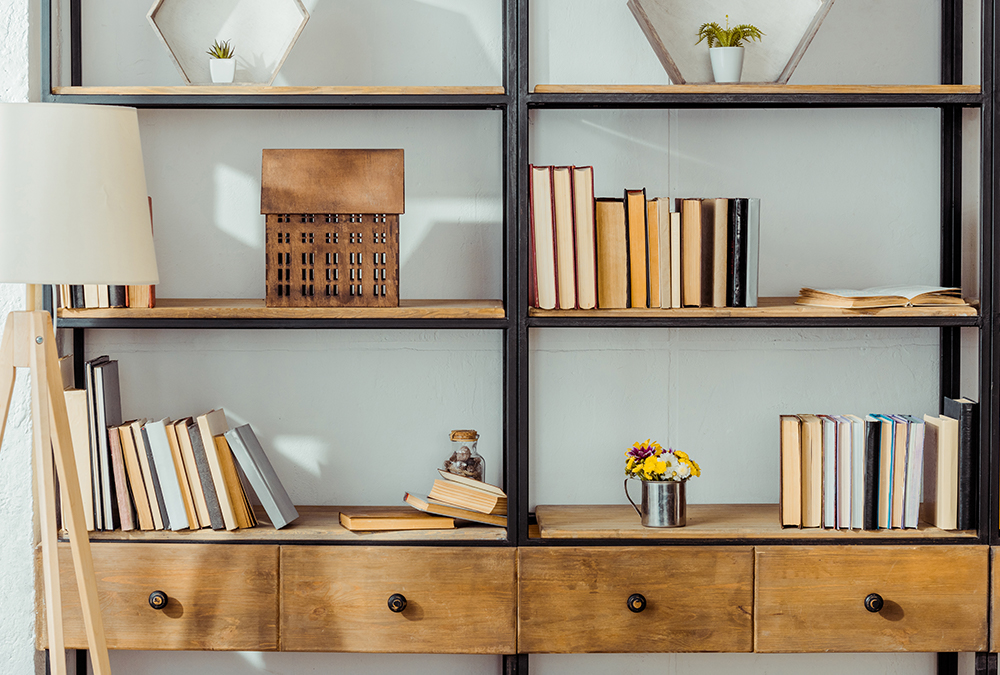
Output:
40,0,996,672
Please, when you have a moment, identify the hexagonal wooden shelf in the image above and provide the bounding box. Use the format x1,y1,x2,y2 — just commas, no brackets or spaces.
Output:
147,0,309,86
627,0,836,84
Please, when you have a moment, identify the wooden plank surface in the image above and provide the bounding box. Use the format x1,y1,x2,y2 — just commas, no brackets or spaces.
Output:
534,84,981,95
518,547,753,653
281,546,516,653
755,545,988,652
530,297,976,318
40,543,278,651
59,298,505,320
53,85,505,96
79,505,507,542
535,504,977,540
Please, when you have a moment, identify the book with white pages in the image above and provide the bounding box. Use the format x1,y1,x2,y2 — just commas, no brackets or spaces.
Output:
834,415,852,530
902,415,925,529
845,414,865,530
144,418,190,531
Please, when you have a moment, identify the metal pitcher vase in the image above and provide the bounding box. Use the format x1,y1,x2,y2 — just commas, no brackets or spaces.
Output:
624,478,686,527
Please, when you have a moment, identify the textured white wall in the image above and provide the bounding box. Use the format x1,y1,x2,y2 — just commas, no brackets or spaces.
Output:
0,1,980,673
0,0,44,671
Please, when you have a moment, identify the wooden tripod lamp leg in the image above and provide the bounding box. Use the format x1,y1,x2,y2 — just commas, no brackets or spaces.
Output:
32,312,112,675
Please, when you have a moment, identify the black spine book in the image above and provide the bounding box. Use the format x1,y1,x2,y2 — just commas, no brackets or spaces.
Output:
140,425,171,530
71,285,85,309
863,416,881,530
943,397,978,530
726,198,749,307
108,285,127,308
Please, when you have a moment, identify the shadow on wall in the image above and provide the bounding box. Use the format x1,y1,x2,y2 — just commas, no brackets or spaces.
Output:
401,220,501,300
280,0,501,86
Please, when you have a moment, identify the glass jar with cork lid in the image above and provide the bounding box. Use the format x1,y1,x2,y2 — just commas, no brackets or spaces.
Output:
443,429,484,482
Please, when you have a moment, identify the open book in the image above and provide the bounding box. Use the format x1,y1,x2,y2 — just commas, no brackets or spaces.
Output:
796,285,966,309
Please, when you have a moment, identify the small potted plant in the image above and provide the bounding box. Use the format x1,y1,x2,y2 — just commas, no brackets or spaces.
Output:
207,39,236,84
696,16,764,84
623,440,701,527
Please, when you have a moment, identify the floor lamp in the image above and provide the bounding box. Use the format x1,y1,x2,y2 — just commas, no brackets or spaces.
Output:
0,103,159,675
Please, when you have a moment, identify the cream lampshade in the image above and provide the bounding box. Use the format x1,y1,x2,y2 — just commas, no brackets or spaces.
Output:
0,102,158,285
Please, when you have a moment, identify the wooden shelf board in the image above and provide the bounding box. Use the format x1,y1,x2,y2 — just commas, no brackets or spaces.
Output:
53,85,505,96
58,298,505,320
533,84,981,95
81,505,507,542
535,504,977,540
529,297,977,318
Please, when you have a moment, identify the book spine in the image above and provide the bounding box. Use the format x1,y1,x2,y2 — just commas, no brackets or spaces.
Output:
141,425,171,530
863,418,880,530
108,285,127,308
187,423,226,530
745,198,760,307
107,423,135,531
944,398,977,530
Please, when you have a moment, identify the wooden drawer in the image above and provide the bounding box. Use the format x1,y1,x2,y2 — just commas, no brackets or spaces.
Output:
755,545,988,652
517,546,754,653
40,542,278,651
280,546,517,653
991,547,1000,652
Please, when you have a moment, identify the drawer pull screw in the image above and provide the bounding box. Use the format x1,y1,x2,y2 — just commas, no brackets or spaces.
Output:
388,594,407,613
864,593,884,613
148,591,169,610
627,593,647,613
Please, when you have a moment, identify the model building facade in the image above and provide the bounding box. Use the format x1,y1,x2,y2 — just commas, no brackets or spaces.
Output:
261,148,403,308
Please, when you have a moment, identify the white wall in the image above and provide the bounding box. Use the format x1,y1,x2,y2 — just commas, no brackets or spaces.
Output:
0,0,981,673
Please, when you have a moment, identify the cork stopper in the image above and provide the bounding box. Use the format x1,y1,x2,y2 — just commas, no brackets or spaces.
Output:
450,429,479,442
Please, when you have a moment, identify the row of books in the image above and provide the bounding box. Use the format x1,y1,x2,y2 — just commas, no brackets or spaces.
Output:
56,283,155,309
778,397,977,531
65,355,296,532
528,164,760,311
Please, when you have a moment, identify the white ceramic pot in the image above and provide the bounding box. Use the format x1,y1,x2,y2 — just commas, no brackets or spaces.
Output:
709,46,745,83
209,58,236,84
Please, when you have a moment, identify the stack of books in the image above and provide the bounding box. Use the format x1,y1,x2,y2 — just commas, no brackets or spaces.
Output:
779,398,977,531
63,357,297,532
403,470,507,527
529,164,760,311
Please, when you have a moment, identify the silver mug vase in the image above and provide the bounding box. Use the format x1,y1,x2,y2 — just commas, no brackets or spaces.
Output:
624,478,686,527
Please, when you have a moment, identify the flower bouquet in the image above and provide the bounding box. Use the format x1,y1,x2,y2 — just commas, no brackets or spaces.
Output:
624,440,700,528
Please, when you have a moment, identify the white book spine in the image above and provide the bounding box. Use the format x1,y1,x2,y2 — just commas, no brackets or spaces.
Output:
849,415,865,529
836,417,851,529
146,419,190,531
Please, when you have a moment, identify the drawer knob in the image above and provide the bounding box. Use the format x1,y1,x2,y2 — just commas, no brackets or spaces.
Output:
627,593,647,613
864,593,884,613
387,593,407,613
148,591,169,610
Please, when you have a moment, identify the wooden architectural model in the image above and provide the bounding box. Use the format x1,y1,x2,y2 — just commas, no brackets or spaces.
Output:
261,149,403,308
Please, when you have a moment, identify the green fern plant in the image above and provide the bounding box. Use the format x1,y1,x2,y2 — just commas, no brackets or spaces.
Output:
696,15,764,48
206,39,235,59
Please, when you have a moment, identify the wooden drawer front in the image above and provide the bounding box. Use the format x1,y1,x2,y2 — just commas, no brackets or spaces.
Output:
280,546,517,653
44,542,279,651
518,547,754,653
755,545,988,653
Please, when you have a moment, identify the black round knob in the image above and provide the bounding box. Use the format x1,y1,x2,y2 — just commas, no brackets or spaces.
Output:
864,593,884,613
627,593,647,613
388,593,407,613
148,591,168,610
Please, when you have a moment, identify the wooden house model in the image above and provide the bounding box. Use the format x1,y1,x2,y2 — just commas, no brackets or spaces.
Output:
261,148,403,308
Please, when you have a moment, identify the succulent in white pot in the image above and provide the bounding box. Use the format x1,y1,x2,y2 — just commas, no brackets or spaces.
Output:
696,16,764,83
207,39,236,84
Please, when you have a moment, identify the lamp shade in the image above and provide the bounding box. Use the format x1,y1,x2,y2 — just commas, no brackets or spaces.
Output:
0,103,159,285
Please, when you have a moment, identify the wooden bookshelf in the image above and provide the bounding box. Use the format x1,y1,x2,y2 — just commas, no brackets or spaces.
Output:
79,505,507,543
534,504,977,540
533,84,981,95
528,297,977,319
58,298,505,321
52,85,505,96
